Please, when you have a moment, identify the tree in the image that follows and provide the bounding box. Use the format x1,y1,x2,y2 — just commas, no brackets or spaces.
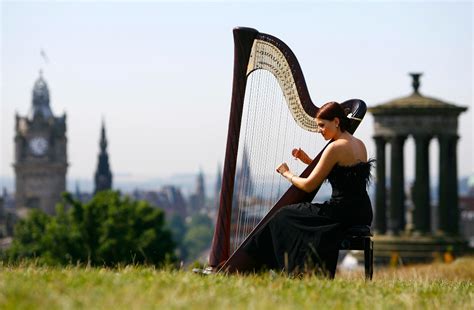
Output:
6,209,50,260
182,213,214,262
167,214,188,259
6,191,176,266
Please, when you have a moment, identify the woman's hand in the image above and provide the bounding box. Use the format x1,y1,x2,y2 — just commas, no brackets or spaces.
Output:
276,162,290,176
292,148,303,159
291,148,312,165
276,162,297,185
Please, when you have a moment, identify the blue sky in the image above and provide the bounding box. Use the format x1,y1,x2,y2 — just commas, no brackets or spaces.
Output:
1,1,472,189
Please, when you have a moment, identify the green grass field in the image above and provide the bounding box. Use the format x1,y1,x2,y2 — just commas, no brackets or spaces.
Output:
1,257,473,309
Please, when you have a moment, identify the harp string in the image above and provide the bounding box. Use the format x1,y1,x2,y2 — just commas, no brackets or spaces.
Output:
230,68,323,254
233,72,253,251
234,68,261,250
230,71,269,252
248,72,263,238
241,71,259,247
233,70,257,250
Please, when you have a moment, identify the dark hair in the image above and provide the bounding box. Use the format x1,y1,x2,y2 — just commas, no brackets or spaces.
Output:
315,101,350,132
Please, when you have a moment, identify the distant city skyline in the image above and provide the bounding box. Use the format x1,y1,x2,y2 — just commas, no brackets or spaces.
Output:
1,1,472,190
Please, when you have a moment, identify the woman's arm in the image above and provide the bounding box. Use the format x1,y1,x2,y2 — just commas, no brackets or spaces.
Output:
277,143,339,193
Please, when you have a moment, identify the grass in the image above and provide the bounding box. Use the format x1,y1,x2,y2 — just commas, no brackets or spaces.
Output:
0,257,473,309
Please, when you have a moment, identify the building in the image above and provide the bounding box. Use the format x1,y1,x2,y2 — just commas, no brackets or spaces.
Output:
459,175,474,247
0,188,16,241
369,73,468,263
13,72,68,215
94,121,113,194
0,190,5,237
132,186,187,219
189,169,207,212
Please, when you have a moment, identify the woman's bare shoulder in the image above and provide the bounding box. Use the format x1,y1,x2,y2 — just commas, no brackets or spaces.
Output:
332,135,368,163
352,135,365,144
322,142,341,158
332,137,349,145
353,136,367,151
330,135,366,152
332,136,352,148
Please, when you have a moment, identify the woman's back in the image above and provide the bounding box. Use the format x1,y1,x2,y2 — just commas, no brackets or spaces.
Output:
332,133,368,167
325,158,373,225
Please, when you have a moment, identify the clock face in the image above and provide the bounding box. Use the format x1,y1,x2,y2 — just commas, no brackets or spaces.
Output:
29,137,49,156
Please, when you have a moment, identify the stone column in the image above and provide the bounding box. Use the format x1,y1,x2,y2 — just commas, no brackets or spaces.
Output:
389,135,406,235
438,134,459,235
374,136,387,234
412,134,431,234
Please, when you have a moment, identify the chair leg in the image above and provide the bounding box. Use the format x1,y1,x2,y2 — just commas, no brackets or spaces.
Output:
369,239,374,280
364,238,372,280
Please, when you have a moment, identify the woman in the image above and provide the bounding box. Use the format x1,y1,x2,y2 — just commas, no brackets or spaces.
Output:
242,101,373,277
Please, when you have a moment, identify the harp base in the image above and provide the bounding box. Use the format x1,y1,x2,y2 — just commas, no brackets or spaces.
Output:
192,266,217,276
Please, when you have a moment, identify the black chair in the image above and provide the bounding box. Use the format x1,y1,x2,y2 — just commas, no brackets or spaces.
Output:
338,225,374,280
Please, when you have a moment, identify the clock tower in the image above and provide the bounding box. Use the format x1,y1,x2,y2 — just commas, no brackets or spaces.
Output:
14,72,67,215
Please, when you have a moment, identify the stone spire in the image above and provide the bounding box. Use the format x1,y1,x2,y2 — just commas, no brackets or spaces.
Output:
239,148,253,197
94,120,112,194
75,181,81,200
30,70,54,120
196,168,206,206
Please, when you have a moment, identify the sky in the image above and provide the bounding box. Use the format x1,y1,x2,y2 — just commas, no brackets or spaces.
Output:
1,0,473,192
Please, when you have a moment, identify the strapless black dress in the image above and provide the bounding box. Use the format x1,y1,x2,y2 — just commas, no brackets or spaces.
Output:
242,160,374,276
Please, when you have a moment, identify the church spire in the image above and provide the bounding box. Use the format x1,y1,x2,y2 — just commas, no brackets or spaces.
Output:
74,181,82,201
196,168,206,206
100,120,107,151
239,147,253,197
94,119,112,194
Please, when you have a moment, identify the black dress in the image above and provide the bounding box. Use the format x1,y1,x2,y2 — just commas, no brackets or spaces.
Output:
242,160,374,276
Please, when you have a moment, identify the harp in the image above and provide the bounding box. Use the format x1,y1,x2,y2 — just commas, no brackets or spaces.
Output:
209,27,366,272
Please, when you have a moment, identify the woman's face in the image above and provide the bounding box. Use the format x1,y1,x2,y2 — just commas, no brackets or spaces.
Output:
316,117,339,140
